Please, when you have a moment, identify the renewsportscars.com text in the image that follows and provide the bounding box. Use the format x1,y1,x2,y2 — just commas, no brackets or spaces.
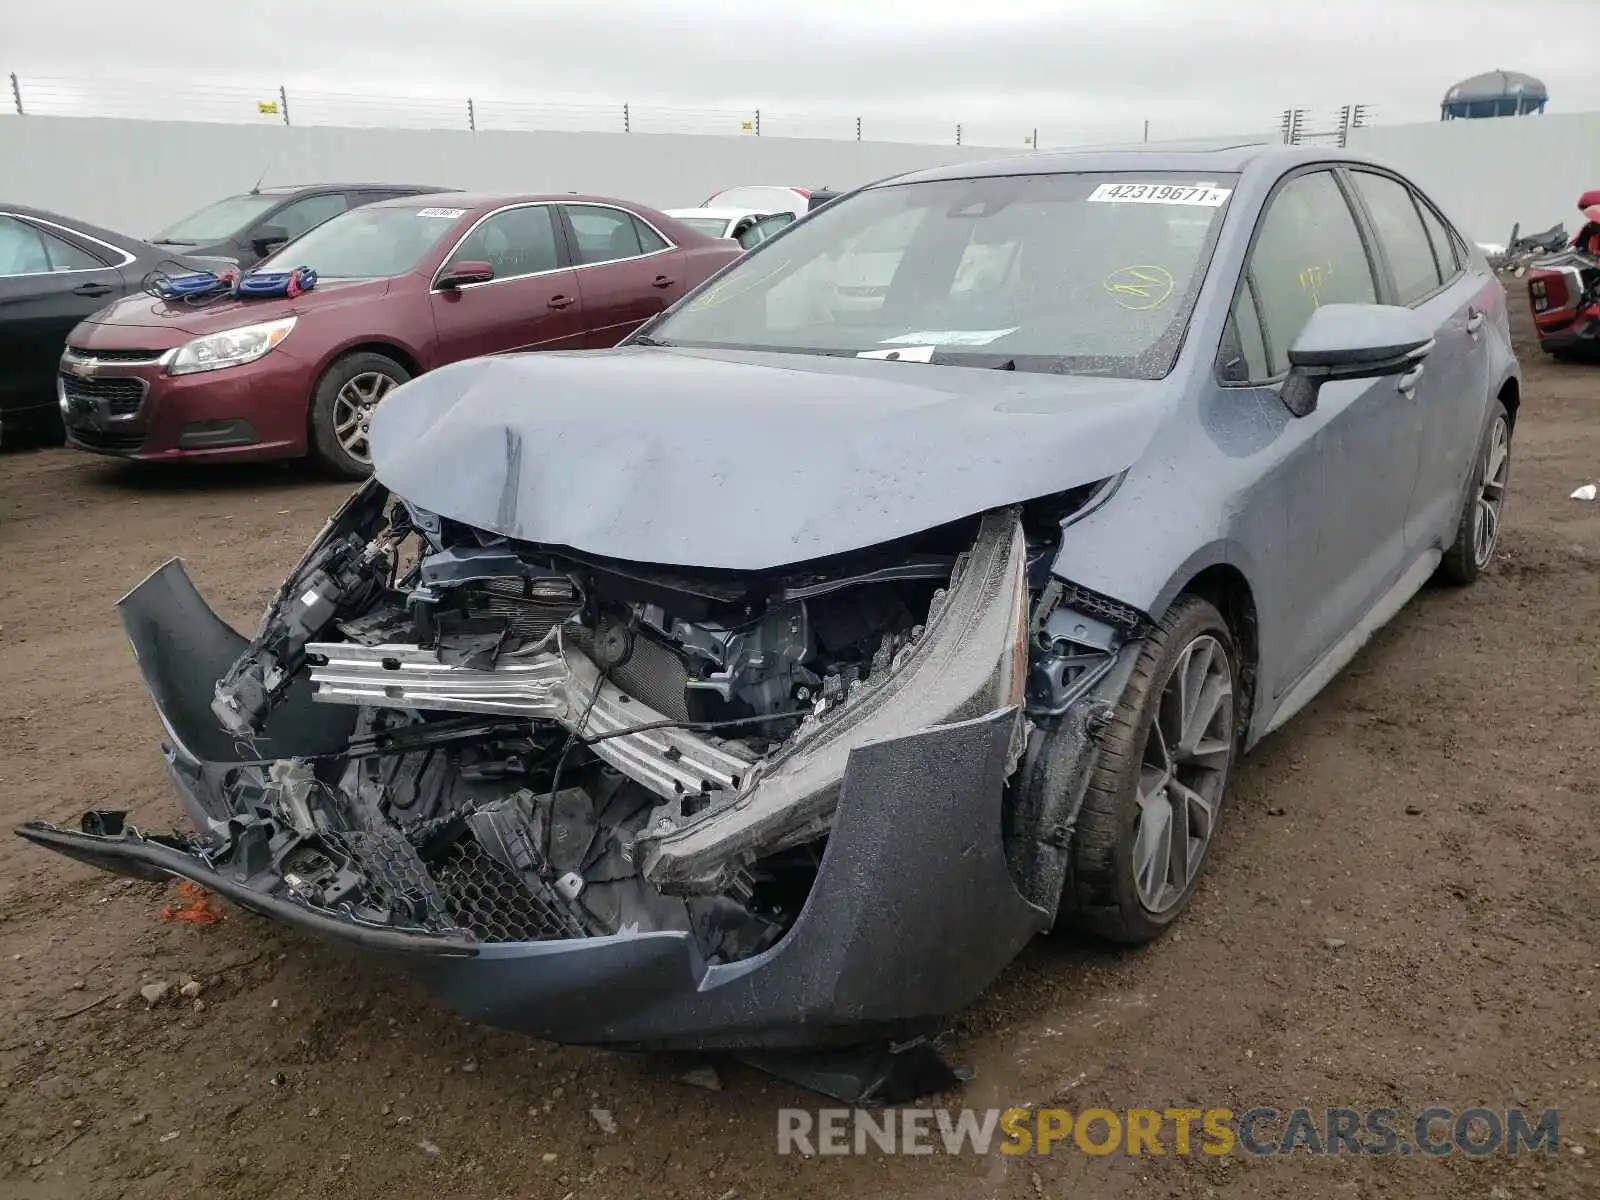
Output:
776,1106,1560,1157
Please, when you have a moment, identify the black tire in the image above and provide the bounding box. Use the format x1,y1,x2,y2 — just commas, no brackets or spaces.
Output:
308,352,411,479
1059,595,1240,944
1436,401,1511,586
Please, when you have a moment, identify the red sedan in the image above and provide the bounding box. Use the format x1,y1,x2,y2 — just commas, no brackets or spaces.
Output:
59,192,742,475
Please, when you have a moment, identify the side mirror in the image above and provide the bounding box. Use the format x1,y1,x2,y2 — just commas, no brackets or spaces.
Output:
437,260,495,289
250,225,289,256
1280,303,1435,418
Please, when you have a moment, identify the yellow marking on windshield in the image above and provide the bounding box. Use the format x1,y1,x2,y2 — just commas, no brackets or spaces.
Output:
694,257,795,308
1104,265,1175,310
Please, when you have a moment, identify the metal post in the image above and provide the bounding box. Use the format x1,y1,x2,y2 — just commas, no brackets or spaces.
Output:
856,116,861,142
1337,104,1351,148
955,123,962,145
1031,126,1038,149
9,73,22,116
467,97,476,132
754,108,761,136
1143,119,1150,143
623,103,630,133
279,84,290,126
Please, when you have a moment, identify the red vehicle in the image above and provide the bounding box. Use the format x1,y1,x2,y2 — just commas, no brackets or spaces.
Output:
1528,224,1600,362
59,193,742,475
1525,191,1600,360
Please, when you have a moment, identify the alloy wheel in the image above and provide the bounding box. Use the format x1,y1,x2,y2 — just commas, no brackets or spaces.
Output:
332,371,399,465
1472,416,1510,568
1131,634,1234,914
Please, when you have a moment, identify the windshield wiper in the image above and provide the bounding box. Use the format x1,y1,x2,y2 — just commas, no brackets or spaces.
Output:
152,238,198,246
630,334,673,347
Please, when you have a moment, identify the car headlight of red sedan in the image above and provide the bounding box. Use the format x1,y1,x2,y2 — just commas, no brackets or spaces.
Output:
166,316,297,376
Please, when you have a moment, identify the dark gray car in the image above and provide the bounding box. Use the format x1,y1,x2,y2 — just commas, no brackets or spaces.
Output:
147,182,455,268
21,145,1517,1095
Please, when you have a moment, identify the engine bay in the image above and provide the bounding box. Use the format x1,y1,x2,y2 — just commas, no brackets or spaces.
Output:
172,473,1049,966
167,479,1114,963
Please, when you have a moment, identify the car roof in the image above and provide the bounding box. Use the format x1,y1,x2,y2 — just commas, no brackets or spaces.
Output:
250,182,455,196
664,207,760,219
885,143,1388,186
367,191,667,214
0,202,148,253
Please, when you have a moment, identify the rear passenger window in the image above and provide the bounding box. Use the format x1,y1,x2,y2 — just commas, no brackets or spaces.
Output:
565,206,644,265
633,216,669,254
1415,198,1462,280
0,217,104,273
1350,171,1443,304
1244,170,1378,376
38,228,104,271
274,193,349,239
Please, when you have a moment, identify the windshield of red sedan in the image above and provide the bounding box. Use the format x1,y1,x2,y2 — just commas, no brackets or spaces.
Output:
257,204,468,278
650,172,1239,378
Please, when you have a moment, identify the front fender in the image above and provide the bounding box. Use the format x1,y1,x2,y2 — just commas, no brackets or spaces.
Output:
1051,488,1264,627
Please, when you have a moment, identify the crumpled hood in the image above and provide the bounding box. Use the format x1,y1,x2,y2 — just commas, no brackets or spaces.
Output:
370,347,1173,570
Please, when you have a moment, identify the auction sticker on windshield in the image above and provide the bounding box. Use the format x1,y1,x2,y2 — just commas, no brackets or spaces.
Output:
1087,183,1232,206
879,328,1018,347
416,207,467,219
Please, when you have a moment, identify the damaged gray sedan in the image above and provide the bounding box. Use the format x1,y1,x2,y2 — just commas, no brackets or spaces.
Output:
22,146,1520,1094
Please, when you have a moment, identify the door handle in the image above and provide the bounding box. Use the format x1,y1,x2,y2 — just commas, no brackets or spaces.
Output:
651,275,675,289
1466,310,1486,337
1397,364,1425,395
547,295,574,309
72,282,114,298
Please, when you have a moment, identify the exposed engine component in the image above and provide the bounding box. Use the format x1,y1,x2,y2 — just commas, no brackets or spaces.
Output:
178,479,1100,962
212,485,402,738
641,600,816,715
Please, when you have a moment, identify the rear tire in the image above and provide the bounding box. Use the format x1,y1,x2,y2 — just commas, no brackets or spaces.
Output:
1059,596,1239,944
308,352,411,479
1437,401,1510,586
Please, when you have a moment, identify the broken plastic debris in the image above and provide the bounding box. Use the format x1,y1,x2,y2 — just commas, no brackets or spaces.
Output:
678,1065,724,1092
139,982,171,1007
161,880,224,925
1572,484,1598,501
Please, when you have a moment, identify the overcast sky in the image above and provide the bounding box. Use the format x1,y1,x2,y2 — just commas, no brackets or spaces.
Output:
3,0,1593,145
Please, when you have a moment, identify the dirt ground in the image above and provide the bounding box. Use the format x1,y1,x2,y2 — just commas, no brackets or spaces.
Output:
0,293,1596,1200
